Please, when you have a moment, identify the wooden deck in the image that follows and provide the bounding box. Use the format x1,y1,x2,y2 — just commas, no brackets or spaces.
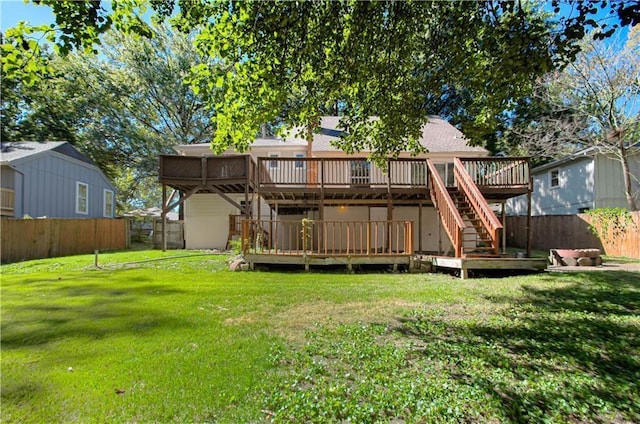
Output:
159,155,534,258
426,255,548,279
245,252,413,271
159,156,531,208
242,252,547,277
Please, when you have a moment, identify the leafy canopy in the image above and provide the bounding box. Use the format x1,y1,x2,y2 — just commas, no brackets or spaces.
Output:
2,0,639,163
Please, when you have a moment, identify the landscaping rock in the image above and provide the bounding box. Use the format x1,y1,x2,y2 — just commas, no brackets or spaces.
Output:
577,257,594,266
563,257,578,266
230,257,246,271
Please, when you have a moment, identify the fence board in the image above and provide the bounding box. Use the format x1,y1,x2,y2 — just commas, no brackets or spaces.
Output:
1,218,129,263
152,219,184,249
506,212,640,259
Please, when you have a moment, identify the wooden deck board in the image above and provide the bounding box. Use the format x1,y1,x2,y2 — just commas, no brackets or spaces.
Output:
426,255,547,279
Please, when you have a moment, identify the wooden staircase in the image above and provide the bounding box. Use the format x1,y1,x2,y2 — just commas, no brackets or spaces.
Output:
427,159,503,258
447,188,498,257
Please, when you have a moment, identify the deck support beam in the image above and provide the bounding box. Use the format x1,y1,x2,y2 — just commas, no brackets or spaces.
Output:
162,184,167,252
418,201,423,253
501,201,506,254
526,183,532,258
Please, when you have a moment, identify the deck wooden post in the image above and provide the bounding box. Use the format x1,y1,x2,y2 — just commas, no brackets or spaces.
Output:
418,201,423,253
387,160,393,252
162,184,167,252
245,155,251,218
241,220,250,254
319,159,325,220
256,159,261,220
501,202,506,255
437,216,442,255
526,181,532,258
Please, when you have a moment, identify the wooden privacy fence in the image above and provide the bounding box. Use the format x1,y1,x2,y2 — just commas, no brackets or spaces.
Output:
506,212,640,259
1,218,129,263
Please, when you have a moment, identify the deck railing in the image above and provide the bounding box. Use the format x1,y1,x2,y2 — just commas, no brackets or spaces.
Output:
453,158,503,253
159,155,258,183
458,157,530,188
257,158,429,188
426,159,465,257
241,219,413,256
1,188,15,217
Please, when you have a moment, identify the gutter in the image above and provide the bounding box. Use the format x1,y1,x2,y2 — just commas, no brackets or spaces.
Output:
531,148,596,174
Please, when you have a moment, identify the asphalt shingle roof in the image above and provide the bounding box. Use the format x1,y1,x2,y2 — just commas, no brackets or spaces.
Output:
291,115,487,154
0,141,95,165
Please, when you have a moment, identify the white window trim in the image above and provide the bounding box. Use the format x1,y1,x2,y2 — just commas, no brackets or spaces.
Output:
268,152,280,169
295,153,305,169
549,168,560,189
103,189,114,218
76,181,89,215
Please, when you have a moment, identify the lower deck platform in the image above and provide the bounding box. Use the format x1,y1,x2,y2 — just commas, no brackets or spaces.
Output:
245,253,412,271
426,255,548,279
244,252,548,277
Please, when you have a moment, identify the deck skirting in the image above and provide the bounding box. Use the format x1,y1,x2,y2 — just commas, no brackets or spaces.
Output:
245,253,412,271
243,253,547,277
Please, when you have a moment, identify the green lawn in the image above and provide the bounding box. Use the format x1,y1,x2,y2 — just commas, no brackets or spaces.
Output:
1,250,639,423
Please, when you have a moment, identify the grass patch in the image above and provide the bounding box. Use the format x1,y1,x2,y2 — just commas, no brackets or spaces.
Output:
1,250,639,422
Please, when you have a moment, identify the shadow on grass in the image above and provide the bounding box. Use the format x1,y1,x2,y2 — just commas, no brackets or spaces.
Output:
398,270,640,422
1,281,190,349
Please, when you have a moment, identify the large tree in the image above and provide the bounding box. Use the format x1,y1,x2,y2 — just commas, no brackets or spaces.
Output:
507,28,640,210
2,23,214,213
2,0,639,164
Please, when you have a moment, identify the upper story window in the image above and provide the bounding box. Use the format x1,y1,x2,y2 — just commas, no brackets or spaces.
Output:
295,153,305,169
550,168,560,188
103,189,114,218
76,182,88,214
350,160,370,185
268,152,280,169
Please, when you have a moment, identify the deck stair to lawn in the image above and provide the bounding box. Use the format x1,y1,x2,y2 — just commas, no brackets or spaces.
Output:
447,187,498,257
427,158,503,258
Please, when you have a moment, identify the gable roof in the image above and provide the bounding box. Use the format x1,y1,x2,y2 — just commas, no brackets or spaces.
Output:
290,115,487,154
0,141,95,166
174,115,488,156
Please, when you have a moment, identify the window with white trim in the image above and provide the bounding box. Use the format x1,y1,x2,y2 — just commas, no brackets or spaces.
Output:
76,182,88,214
295,153,305,169
550,168,560,188
268,152,280,169
103,189,114,217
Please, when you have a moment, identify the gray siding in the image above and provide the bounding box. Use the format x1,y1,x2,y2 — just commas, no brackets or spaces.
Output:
11,151,115,218
594,152,640,209
507,157,595,216
1,166,16,189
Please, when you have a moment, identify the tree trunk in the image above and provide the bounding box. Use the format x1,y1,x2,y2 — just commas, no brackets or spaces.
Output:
619,142,638,211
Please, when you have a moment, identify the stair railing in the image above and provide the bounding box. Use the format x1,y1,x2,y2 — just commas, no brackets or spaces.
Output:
453,158,503,254
426,159,466,257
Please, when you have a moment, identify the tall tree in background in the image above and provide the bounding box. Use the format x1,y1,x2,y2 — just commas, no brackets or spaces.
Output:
2,23,214,213
3,1,638,165
508,27,640,210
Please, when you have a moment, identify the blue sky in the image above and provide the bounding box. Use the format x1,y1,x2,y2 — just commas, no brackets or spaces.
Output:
1,0,54,30
0,0,630,50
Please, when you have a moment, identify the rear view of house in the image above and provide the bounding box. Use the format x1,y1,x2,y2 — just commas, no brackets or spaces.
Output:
159,116,534,267
1,141,116,219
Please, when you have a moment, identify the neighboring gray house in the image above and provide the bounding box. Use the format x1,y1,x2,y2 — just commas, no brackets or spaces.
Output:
1,141,116,218
507,147,640,215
